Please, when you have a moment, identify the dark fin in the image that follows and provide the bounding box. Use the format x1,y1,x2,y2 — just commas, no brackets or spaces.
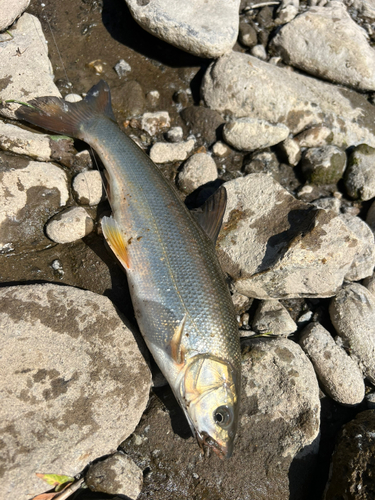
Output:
101,216,130,269
192,186,227,244
15,80,115,140
170,314,187,366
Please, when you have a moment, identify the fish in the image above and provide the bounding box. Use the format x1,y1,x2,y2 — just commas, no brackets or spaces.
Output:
15,81,241,459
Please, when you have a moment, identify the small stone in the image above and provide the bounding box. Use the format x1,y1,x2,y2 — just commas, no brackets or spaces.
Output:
141,111,170,136
86,453,143,499
72,171,104,206
279,137,301,166
300,146,346,185
238,21,258,47
275,3,299,24
223,118,289,151
295,125,334,148
149,139,195,163
242,151,280,179
114,59,131,78
121,80,145,119
345,144,375,200
165,126,183,143
231,292,253,314
177,152,218,194
212,141,231,157
64,93,82,103
180,106,225,145
252,300,297,337
72,150,93,172
300,322,365,405
250,44,267,60
146,90,160,107
311,197,341,214
173,89,190,107
45,207,94,244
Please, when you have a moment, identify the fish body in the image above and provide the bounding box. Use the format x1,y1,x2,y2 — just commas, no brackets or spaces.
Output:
15,82,241,458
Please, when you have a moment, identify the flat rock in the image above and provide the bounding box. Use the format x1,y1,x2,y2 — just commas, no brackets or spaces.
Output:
223,117,289,151
0,284,151,500
216,173,362,299
252,300,297,336
271,1,375,91
324,410,375,500
300,322,365,405
45,206,95,244
0,0,30,31
0,13,61,120
201,52,375,148
177,152,217,193
124,0,241,58
329,283,375,384
149,139,195,163
0,155,69,254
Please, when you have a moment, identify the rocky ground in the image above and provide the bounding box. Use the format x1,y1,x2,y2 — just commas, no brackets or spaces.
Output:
1,0,375,499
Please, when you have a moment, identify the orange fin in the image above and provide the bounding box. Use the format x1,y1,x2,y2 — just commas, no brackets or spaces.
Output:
101,216,129,269
170,314,187,366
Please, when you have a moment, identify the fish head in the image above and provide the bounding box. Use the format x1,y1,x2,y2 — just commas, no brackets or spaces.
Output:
179,355,240,459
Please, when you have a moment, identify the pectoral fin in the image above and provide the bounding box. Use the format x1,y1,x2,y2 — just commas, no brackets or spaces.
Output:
101,216,129,269
192,186,227,244
170,314,187,366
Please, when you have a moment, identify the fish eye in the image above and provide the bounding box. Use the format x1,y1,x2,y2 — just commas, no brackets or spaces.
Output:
213,405,233,428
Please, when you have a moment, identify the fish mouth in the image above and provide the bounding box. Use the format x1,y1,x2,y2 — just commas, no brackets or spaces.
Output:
196,431,233,460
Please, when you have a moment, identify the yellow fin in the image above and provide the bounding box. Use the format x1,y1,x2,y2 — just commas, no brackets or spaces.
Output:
102,216,129,269
170,314,187,366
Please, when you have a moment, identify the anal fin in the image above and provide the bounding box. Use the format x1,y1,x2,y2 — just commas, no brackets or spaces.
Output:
101,216,129,269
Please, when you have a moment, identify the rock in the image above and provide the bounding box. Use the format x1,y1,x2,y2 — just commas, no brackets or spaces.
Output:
241,338,320,456
250,44,267,60
201,52,375,148
329,283,375,384
311,196,341,214
72,150,93,172
295,125,334,148
363,272,375,296
300,146,346,185
141,111,170,136
217,173,362,299
324,410,375,500
238,21,258,47
0,14,61,120
85,453,143,499
72,170,104,206
180,106,225,145
0,283,151,500
345,144,375,200
252,300,297,336
45,206,95,244
0,0,29,31
271,2,375,91
223,118,289,151
121,80,145,119
124,0,241,58
366,198,375,233
299,322,365,405
0,122,75,163
275,0,299,24
149,139,195,163
212,141,231,157
114,59,132,78
64,93,82,103
146,90,160,108
279,137,301,166
0,156,69,254
367,393,375,409
231,291,253,314
165,126,183,142
340,213,375,282
242,151,280,179
177,152,217,194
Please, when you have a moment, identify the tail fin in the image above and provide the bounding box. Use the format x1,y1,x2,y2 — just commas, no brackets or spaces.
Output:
15,80,116,139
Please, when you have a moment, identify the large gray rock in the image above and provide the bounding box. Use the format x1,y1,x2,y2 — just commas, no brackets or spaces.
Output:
271,1,375,91
300,322,365,405
0,156,69,254
124,0,241,58
201,52,375,148
0,284,151,500
329,283,375,384
217,173,362,299
0,14,61,120
0,0,29,31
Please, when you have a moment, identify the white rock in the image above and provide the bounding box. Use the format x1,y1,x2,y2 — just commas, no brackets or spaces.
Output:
177,153,217,193
85,453,143,499
216,173,362,299
149,139,195,163
141,111,170,136
329,283,375,384
0,160,69,253
347,0,375,20
124,0,241,58
45,206,94,244
165,126,183,142
252,300,297,336
72,170,104,206
345,144,375,200
0,0,29,31
201,52,375,148
275,3,299,24
250,44,267,60
212,141,231,157
0,14,61,120
114,59,132,78
300,322,365,405
0,284,151,500
242,338,320,457
271,2,375,91
280,137,301,166
223,118,290,151
64,93,82,103
295,125,334,148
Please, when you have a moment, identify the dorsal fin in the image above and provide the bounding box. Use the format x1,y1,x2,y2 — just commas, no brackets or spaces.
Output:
192,186,227,244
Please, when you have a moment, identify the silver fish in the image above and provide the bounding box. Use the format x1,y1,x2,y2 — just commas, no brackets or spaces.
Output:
15,81,241,458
